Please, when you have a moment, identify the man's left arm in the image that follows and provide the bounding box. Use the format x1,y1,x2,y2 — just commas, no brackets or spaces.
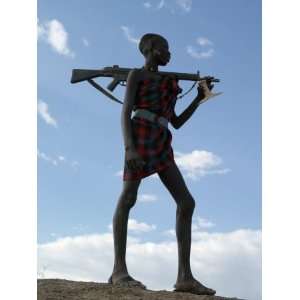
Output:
170,97,201,129
170,80,214,130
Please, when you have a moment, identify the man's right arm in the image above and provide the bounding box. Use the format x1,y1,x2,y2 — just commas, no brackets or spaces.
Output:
121,68,140,151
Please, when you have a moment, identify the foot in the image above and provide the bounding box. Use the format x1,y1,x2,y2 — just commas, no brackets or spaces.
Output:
174,278,216,296
108,273,146,289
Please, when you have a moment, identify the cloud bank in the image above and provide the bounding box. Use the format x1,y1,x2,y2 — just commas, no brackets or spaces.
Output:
38,227,261,300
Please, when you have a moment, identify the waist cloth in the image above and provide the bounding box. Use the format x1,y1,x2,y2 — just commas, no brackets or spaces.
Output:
123,75,182,181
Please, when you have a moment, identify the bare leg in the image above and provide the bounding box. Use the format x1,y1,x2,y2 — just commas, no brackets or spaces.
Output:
158,162,216,295
109,179,146,288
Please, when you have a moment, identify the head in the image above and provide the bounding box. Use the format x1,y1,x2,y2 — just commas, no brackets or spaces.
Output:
139,33,171,66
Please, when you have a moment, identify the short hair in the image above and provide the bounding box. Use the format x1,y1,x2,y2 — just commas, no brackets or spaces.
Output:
139,33,167,56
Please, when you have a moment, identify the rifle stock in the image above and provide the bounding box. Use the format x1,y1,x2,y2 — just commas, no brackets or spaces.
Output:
71,69,114,84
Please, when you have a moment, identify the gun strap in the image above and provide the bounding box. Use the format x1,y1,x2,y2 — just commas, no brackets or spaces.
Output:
177,71,199,100
87,79,123,105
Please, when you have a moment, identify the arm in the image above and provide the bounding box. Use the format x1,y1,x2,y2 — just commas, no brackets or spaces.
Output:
170,96,201,129
121,69,145,171
121,69,138,150
170,80,216,130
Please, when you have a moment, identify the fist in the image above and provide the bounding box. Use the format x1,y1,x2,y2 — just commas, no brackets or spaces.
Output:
197,79,214,100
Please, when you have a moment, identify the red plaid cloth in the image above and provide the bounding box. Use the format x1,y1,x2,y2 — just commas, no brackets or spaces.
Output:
123,76,182,180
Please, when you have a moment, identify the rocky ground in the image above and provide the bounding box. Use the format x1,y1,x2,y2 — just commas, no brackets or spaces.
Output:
37,279,245,300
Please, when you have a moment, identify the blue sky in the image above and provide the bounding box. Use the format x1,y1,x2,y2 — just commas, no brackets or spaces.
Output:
37,1,261,298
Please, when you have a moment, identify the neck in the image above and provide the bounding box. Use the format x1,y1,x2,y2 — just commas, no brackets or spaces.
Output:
144,62,158,72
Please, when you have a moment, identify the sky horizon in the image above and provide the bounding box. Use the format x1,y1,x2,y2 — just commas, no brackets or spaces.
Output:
37,1,261,299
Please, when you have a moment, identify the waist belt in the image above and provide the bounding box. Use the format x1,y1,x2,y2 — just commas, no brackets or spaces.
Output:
133,109,169,128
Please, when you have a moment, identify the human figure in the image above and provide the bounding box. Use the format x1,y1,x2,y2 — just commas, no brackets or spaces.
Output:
109,33,217,296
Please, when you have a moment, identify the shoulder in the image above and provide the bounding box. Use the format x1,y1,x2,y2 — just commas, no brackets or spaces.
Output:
127,68,143,81
126,68,141,85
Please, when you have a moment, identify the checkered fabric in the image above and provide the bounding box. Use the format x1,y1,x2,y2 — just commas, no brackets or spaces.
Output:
123,76,182,181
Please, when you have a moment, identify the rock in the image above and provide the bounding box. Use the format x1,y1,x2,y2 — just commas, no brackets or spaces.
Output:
37,279,245,300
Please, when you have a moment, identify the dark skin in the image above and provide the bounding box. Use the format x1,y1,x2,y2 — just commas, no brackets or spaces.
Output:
109,35,217,295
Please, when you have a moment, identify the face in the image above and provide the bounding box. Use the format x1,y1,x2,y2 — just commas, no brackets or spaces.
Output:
153,38,171,66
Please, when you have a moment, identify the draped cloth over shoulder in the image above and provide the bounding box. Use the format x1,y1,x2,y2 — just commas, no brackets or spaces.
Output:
123,76,182,181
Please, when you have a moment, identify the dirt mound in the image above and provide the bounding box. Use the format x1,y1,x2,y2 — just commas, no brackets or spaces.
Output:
37,279,245,300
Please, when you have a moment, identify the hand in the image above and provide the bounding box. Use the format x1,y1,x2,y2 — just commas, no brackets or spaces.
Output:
196,79,214,101
196,79,223,105
125,148,146,171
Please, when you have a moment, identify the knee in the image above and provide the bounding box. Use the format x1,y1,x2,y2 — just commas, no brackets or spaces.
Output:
177,195,195,216
119,189,138,210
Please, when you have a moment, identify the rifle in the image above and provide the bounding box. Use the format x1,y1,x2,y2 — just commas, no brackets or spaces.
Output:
70,65,220,104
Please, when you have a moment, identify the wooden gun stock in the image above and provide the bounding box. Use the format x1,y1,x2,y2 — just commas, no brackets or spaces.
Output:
71,69,113,84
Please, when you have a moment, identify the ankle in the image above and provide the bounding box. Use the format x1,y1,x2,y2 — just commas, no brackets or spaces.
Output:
177,272,194,283
112,266,128,275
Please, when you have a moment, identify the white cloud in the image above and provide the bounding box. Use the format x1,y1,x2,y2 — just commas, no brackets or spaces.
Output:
186,45,214,59
157,0,165,9
142,0,192,13
37,19,46,39
143,2,152,8
163,229,176,237
174,150,230,180
192,216,215,230
108,218,156,233
187,36,215,59
37,100,57,127
38,228,261,300
37,149,79,170
115,169,159,179
82,38,89,47
38,19,75,57
164,216,215,236
37,149,58,166
138,193,158,203
197,37,213,46
176,0,192,12
115,150,229,181
71,161,80,170
115,170,123,177
72,224,89,233
120,26,140,44
128,219,157,233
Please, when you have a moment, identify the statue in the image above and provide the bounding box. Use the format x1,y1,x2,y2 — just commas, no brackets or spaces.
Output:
71,32,222,296
107,33,221,295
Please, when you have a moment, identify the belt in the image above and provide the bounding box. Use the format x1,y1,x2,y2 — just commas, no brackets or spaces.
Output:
133,109,168,128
